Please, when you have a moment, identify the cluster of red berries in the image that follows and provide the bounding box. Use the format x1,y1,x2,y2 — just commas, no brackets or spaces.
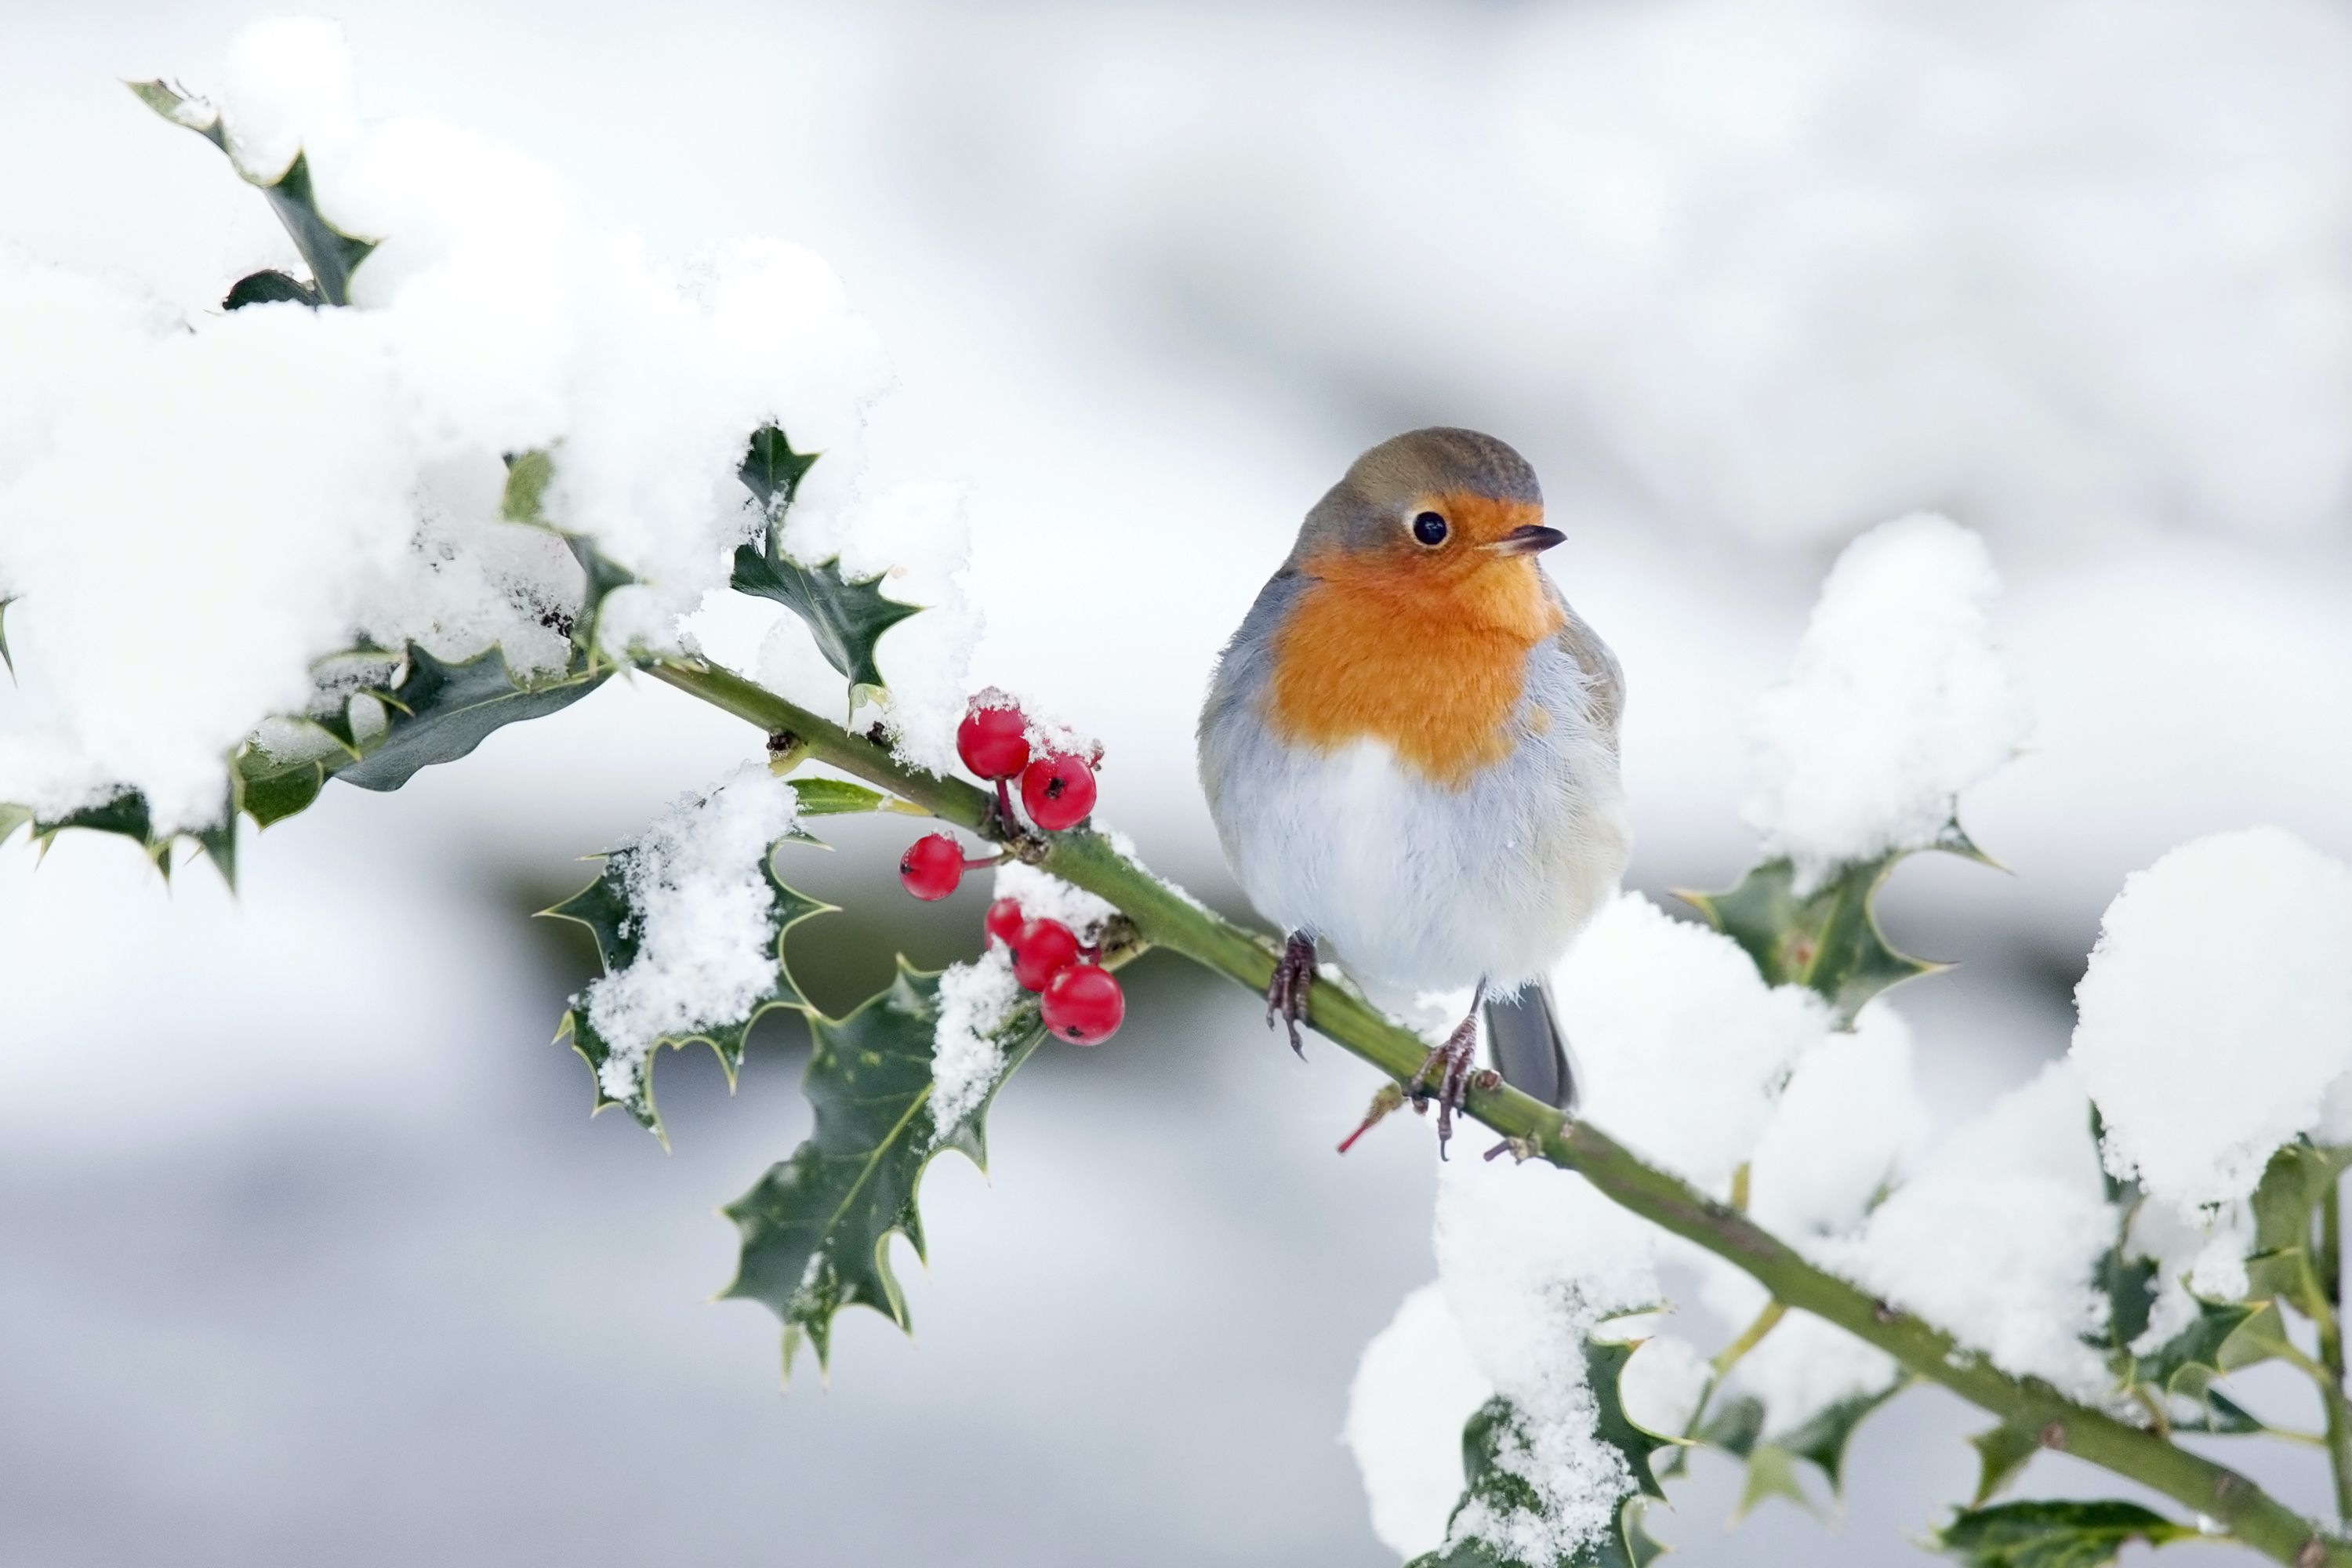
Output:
897,692,1123,1046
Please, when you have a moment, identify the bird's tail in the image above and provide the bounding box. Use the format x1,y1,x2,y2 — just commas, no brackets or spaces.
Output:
1483,979,1580,1112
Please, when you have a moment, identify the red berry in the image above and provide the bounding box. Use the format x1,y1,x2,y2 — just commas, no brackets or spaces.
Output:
1010,916,1082,992
984,897,1025,947
898,833,966,901
956,698,1031,781
1042,962,1124,1045
1019,752,1097,831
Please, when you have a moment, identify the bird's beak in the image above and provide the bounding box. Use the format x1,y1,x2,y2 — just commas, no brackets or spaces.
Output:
1483,524,1565,557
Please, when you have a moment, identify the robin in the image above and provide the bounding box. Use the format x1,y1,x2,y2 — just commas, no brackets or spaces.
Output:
1196,428,1628,1151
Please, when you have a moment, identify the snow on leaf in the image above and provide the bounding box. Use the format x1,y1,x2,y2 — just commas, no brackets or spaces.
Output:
498,451,638,665
543,807,827,1142
717,961,1047,1383
738,423,820,515
1933,1500,2194,1568
1411,1396,1663,1568
129,78,377,305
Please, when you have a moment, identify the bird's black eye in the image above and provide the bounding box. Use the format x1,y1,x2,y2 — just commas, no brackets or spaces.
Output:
1411,510,1449,546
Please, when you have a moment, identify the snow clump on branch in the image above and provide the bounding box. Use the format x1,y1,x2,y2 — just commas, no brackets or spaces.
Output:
2071,826,2352,1214
0,18,979,830
1741,514,2029,889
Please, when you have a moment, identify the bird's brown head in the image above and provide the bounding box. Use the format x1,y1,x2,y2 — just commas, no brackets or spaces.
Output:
1290,427,1563,633
1264,429,1569,783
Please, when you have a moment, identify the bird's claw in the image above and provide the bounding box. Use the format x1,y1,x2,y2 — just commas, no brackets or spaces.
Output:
1265,931,1316,1057
1411,1017,1496,1160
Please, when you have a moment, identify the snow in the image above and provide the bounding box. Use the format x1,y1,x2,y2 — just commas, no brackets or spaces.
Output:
992,861,1116,944
1554,891,1834,1191
1741,514,2030,889
579,764,800,1101
2071,826,2352,1214
217,17,359,183
1744,1004,1929,1243
1617,1333,1709,1440
1818,1061,2115,1399
929,944,1024,1138
1428,1152,1661,1563
1342,1283,1494,1559
0,20,960,832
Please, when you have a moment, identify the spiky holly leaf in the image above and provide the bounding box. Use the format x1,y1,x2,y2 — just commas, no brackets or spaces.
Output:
337,644,607,793
1693,1393,1765,1457
20,786,239,887
1409,1396,1664,1568
2134,1298,2292,1406
1679,846,1954,1024
1766,1380,1907,1497
730,547,919,707
1966,1419,2043,1507
223,269,320,310
739,423,820,514
1588,1338,1684,1501
1934,1500,2194,1568
543,837,829,1140
129,79,376,306
718,960,1049,1381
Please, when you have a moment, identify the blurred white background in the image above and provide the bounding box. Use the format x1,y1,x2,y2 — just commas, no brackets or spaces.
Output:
4,2,2350,1563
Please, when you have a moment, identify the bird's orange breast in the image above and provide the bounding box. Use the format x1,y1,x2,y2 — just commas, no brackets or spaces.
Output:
1265,547,1564,788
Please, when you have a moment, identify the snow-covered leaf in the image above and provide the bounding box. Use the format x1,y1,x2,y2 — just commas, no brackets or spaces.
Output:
1411,1396,1663,1568
543,828,828,1140
717,962,1047,1381
497,450,639,664
129,78,376,305
1933,1499,2194,1568
738,423,820,515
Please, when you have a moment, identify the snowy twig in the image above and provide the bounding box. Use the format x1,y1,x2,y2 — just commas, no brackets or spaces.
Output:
649,655,2351,1568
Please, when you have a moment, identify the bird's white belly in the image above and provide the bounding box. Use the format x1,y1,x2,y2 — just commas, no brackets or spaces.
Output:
1227,735,1624,993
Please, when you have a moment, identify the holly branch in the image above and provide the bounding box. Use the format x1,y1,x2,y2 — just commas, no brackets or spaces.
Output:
649,655,2349,1568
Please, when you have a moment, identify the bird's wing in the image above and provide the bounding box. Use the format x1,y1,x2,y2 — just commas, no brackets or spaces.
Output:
1549,593,1625,742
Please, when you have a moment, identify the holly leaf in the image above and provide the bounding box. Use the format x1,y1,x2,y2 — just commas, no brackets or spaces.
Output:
336,644,608,793
727,424,919,707
786,777,896,816
129,79,376,305
223,268,320,310
718,961,1049,1381
2134,1298,2292,1403
730,547,919,707
1934,1500,2194,1568
543,837,829,1141
1966,1418,2045,1506
1766,1379,1907,1497
1410,1396,1663,1568
1693,1394,1765,1457
1678,839,1962,1023
739,423,820,515
0,596,15,678
15,785,240,887
1588,1338,1682,1501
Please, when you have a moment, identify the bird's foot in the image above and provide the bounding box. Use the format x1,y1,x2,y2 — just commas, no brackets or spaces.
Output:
1265,931,1316,1057
1412,1008,1502,1160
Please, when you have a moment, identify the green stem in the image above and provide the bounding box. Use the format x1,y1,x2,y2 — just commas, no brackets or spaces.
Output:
1711,1299,1788,1378
2321,1179,2351,1523
650,657,2349,1568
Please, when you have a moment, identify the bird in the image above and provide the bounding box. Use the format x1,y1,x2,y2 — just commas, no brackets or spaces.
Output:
1196,428,1628,1152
